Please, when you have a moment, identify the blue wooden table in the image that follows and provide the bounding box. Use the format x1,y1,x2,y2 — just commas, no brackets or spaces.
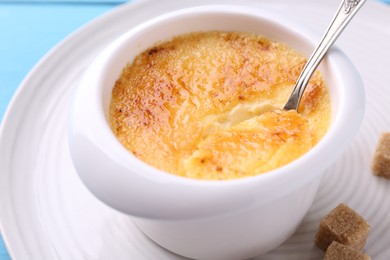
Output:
0,1,126,121
0,0,389,259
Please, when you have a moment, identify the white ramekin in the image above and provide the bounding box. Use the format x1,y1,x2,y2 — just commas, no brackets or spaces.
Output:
69,5,365,259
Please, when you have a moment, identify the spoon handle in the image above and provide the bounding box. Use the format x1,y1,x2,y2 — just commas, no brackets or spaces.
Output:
283,0,367,111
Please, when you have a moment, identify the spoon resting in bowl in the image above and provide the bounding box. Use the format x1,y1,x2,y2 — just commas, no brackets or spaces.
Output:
284,0,367,111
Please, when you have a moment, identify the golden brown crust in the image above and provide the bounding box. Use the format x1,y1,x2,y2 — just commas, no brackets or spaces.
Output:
185,110,313,179
109,31,331,180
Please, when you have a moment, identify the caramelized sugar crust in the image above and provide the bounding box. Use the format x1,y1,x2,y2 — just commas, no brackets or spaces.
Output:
110,31,331,180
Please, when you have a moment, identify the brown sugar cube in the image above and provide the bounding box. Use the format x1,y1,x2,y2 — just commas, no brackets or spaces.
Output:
324,241,370,260
372,132,390,178
315,203,370,251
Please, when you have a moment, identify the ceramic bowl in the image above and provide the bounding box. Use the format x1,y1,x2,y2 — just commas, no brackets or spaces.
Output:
69,5,364,259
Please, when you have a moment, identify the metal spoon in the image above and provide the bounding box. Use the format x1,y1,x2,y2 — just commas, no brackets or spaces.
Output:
283,0,367,111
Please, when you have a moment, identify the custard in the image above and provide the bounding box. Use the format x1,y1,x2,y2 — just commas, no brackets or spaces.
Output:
109,31,331,180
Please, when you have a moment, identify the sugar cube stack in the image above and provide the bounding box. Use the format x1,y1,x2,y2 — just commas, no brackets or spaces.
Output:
315,203,370,259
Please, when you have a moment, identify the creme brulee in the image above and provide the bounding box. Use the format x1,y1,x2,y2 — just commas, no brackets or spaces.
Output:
109,31,331,180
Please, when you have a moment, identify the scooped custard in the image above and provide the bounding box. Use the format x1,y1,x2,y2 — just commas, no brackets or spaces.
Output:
109,31,331,180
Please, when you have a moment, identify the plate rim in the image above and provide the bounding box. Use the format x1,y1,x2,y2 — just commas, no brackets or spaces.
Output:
1,0,390,259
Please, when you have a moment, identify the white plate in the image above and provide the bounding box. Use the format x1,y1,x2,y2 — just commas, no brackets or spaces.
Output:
1,0,390,259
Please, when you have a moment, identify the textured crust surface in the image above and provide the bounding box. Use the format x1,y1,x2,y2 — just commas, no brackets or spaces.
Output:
110,31,331,180
185,110,312,179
